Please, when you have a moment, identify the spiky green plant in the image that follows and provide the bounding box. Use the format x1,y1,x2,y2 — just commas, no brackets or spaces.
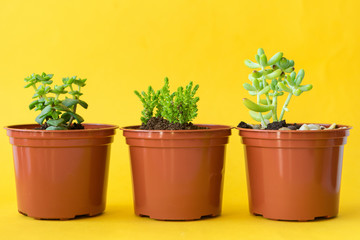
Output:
135,77,200,125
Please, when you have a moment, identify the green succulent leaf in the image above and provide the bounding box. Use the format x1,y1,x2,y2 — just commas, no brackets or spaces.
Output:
62,98,79,107
298,84,313,92
54,104,71,112
286,76,295,86
46,126,68,130
267,52,283,65
259,54,267,67
249,110,272,122
24,82,35,88
47,118,65,127
244,60,260,69
39,105,53,118
258,86,271,95
293,88,302,96
255,54,260,63
29,100,39,110
257,48,265,55
295,69,305,85
278,82,292,93
251,70,263,78
243,83,256,91
253,79,261,91
78,100,88,109
243,98,274,112
284,67,294,73
265,69,282,79
67,112,84,123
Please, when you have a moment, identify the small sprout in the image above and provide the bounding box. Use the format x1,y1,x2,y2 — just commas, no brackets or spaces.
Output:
25,73,88,130
242,48,313,126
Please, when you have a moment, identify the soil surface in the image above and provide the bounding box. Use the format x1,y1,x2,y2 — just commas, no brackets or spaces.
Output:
237,121,253,129
35,122,85,130
139,117,208,130
238,120,302,130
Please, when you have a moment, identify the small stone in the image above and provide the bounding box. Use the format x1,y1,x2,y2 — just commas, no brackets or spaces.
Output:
287,125,297,130
279,127,291,130
326,123,337,130
299,124,310,130
320,126,326,130
252,124,261,129
308,124,321,130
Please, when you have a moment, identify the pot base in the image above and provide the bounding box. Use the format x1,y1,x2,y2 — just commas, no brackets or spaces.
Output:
137,213,219,221
19,210,104,220
252,212,336,222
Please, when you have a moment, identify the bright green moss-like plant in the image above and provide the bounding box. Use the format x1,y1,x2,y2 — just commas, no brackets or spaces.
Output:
243,48,313,126
25,72,88,130
135,77,199,124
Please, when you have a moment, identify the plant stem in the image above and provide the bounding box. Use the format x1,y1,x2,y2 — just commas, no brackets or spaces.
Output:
67,104,77,127
257,94,266,126
279,93,292,121
261,67,273,121
272,95,278,121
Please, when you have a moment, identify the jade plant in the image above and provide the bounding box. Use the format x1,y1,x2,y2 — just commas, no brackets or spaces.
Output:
243,48,313,127
135,77,199,125
24,72,88,130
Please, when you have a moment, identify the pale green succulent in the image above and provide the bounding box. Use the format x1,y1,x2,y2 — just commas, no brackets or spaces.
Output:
243,48,313,126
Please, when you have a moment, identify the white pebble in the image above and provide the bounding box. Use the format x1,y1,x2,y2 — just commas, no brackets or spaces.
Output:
308,124,321,130
299,124,310,130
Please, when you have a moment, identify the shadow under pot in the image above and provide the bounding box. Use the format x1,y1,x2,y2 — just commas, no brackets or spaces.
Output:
238,124,351,221
122,124,232,220
5,124,118,220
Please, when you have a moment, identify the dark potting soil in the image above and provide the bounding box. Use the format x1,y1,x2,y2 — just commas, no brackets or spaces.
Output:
238,120,302,130
35,122,85,130
139,117,208,130
69,123,85,130
237,121,253,129
266,120,288,130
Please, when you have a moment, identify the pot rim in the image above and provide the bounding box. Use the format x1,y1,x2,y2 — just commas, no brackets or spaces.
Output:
121,124,233,133
4,123,119,133
237,123,352,133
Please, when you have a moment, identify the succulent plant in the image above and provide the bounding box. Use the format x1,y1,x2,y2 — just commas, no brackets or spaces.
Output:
243,48,313,126
25,72,88,130
135,77,199,125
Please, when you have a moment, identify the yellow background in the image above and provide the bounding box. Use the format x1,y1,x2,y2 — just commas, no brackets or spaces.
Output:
0,0,359,239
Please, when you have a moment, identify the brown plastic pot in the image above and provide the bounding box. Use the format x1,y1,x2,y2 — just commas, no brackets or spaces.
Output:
122,124,232,220
5,124,118,220
238,124,351,221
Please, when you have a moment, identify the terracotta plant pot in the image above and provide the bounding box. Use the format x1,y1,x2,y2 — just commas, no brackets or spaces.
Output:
238,124,351,221
122,124,232,220
5,124,117,220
